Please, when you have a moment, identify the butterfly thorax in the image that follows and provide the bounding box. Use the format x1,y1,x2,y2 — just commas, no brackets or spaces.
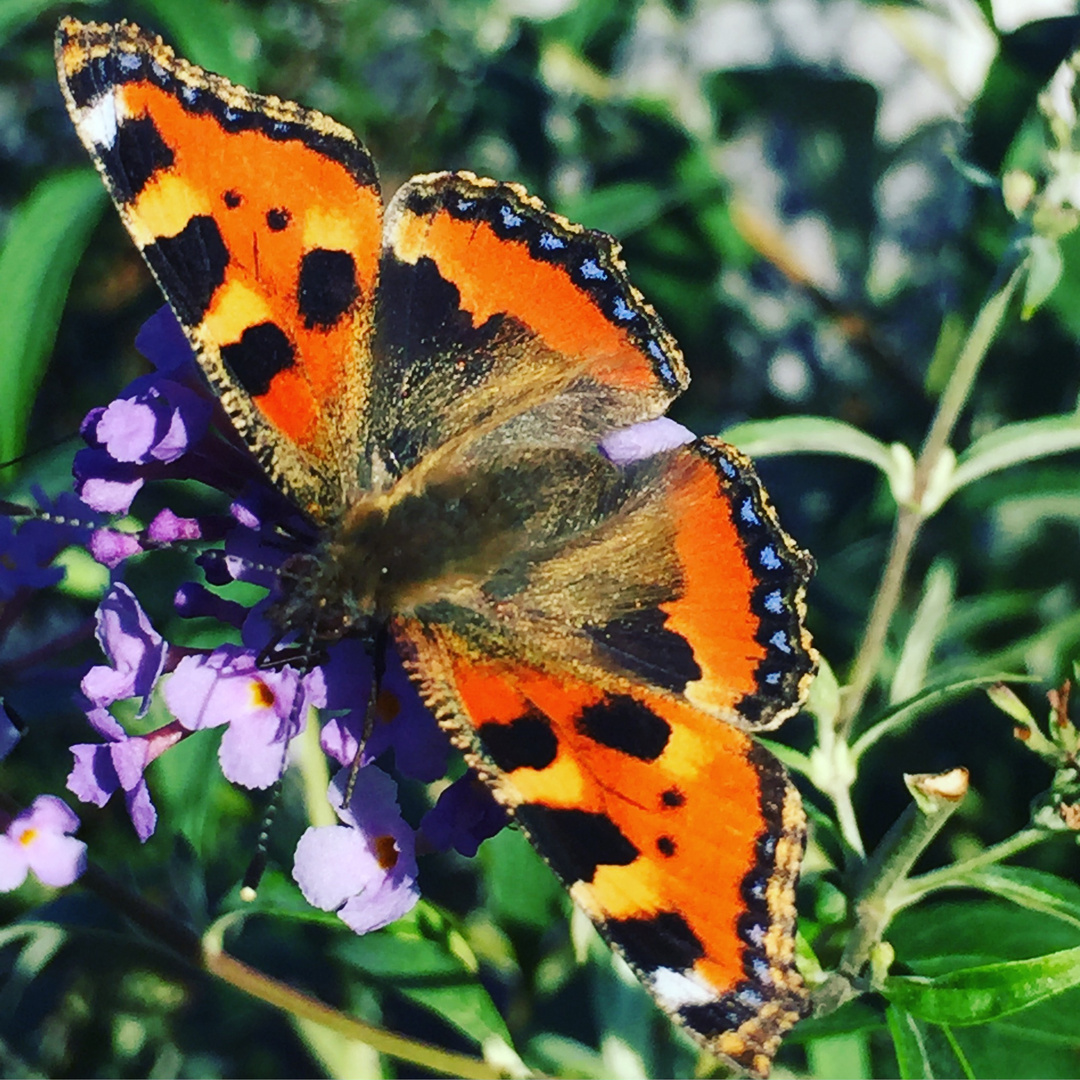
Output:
269,448,626,645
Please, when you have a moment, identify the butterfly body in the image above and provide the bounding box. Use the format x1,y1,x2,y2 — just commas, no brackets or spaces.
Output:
58,18,816,1075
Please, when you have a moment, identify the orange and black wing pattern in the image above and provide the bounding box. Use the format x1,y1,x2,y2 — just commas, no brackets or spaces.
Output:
395,627,808,1077
56,17,380,519
370,172,689,483
393,438,816,1076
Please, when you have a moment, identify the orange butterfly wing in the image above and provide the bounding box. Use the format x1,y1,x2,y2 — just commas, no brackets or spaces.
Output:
57,17,380,518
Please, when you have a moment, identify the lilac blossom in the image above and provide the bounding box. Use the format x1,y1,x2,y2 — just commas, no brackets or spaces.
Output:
319,640,450,783
0,796,87,891
293,766,419,934
80,582,166,718
600,416,695,464
68,718,184,842
164,645,326,789
421,773,507,858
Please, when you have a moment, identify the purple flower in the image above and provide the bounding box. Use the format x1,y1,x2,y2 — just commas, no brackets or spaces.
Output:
88,528,144,568
135,304,199,376
0,702,21,761
164,645,326,789
0,796,87,890
0,490,92,600
81,582,166,718
421,773,507,858
73,448,145,515
67,719,184,842
293,766,419,934
320,640,449,783
88,380,209,466
600,416,695,464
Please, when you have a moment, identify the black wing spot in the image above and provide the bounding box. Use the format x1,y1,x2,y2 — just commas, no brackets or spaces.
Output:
587,607,702,692
222,189,242,208
220,322,296,397
266,207,291,231
656,835,676,857
142,215,229,327
518,806,638,884
576,694,671,761
478,710,558,772
298,248,359,329
606,911,704,973
661,787,686,808
103,114,175,202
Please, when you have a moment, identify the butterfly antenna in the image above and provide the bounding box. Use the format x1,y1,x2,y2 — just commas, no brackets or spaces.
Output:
344,620,389,804
0,498,98,531
240,779,281,901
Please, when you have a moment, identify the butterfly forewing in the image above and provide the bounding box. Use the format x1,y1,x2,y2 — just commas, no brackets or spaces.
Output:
57,17,381,519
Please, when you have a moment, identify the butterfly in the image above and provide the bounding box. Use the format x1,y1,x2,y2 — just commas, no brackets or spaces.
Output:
56,17,816,1075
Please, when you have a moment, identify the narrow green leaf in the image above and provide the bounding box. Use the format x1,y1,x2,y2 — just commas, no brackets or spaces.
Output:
890,561,955,705
560,182,670,237
949,866,1080,931
805,1030,871,1079
886,1006,935,1079
0,169,106,467
943,415,1080,502
1022,234,1064,318
721,416,906,494
884,945,1080,1025
886,1008,977,1080
852,673,1036,762
337,925,513,1048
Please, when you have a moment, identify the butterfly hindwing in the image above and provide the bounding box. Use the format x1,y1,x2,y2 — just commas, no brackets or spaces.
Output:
394,617,807,1078
391,436,814,1075
56,18,381,519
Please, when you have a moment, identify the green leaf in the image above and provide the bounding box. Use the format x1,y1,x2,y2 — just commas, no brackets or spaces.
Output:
0,169,106,467
720,416,910,500
948,866,1080,931
136,0,258,86
884,946,1080,1025
1022,234,1064,318
941,415,1080,504
890,561,955,705
886,1008,974,1080
479,825,564,929
886,1006,935,1079
559,182,670,237
805,1030,871,1079
336,915,514,1050
851,673,1036,762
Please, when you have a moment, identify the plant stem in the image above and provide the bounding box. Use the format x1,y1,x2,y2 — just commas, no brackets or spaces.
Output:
839,776,966,979
203,944,507,1080
891,827,1049,908
838,263,1027,735
79,863,509,1079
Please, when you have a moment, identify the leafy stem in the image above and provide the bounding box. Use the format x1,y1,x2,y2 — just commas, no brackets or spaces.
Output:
839,769,970,981
890,827,1051,910
79,863,508,1080
838,261,1029,735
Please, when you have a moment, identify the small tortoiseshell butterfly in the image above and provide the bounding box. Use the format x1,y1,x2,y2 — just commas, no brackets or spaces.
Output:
57,18,816,1075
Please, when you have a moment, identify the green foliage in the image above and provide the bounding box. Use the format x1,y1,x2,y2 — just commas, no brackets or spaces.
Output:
3,1,1080,1078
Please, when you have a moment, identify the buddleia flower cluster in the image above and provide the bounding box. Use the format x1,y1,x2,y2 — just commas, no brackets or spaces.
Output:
0,307,513,931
